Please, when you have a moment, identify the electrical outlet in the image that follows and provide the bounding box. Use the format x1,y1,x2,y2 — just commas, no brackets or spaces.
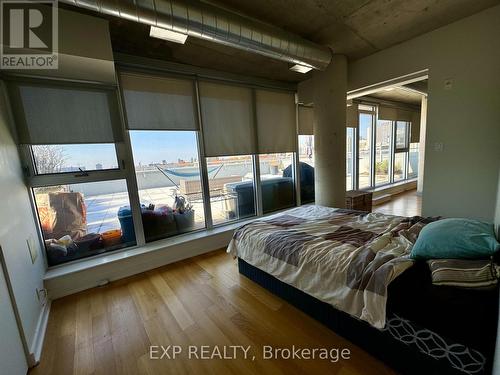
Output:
27,235,38,264
434,142,444,152
444,78,453,90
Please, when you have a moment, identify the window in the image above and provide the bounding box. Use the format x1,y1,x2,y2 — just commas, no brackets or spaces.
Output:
395,121,409,151
259,153,296,213
393,152,407,182
33,180,135,266
375,120,392,186
206,155,256,225
358,113,373,189
298,135,315,203
129,130,205,242
346,128,354,191
12,72,302,267
31,144,118,174
408,143,419,179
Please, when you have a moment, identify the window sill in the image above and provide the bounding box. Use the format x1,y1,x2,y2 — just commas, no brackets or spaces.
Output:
44,218,254,281
365,178,417,193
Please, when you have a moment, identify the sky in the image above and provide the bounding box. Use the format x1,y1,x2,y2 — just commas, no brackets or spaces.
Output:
44,131,200,170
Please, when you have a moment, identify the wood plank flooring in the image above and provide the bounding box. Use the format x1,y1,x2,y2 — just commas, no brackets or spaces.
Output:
374,189,422,217
31,250,396,375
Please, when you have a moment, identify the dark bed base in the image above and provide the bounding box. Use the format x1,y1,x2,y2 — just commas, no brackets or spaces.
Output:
238,258,488,375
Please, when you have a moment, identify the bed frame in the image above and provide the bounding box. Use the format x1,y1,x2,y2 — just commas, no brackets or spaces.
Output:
238,258,489,375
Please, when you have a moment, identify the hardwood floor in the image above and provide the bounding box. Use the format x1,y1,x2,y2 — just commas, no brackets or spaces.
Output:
32,250,396,375
373,189,422,217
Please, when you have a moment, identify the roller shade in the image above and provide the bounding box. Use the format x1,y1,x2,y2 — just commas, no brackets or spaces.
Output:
298,105,314,135
378,106,413,122
199,81,256,157
120,72,198,131
411,110,421,143
347,103,359,128
255,89,296,153
10,82,122,145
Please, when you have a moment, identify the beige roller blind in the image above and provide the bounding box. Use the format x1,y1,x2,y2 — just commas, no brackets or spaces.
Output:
346,103,359,128
255,89,296,153
199,81,256,157
379,106,413,122
298,105,314,135
120,72,198,131
10,82,121,145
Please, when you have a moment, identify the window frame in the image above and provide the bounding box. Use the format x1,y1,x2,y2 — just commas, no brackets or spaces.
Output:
348,104,418,192
11,67,300,268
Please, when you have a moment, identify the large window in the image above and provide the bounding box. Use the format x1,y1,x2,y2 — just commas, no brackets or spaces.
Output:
408,143,419,179
33,180,135,266
206,155,255,225
259,153,296,214
298,135,315,203
31,144,118,174
348,104,420,191
129,131,205,242
393,152,407,182
12,71,301,267
395,121,409,151
358,113,373,189
375,120,392,186
346,128,355,191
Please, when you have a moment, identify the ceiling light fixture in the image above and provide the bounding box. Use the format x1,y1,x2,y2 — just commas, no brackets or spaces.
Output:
150,26,188,44
289,64,313,74
384,87,395,92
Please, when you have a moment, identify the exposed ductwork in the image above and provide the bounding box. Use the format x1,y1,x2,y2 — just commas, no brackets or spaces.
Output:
60,0,332,70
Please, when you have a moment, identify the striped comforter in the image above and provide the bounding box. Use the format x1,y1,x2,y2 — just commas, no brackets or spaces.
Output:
228,205,432,328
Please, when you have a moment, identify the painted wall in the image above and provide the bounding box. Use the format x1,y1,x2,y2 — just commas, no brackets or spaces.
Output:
495,170,500,238
0,259,28,375
0,82,46,354
348,5,500,221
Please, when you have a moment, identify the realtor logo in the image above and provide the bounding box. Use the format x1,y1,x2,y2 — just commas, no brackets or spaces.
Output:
1,0,58,69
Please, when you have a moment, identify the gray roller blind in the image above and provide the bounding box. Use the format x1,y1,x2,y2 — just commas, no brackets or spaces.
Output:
199,81,256,157
255,89,296,153
11,83,121,145
120,72,198,131
346,104,359,128
378,106,413,122
298,105,314,135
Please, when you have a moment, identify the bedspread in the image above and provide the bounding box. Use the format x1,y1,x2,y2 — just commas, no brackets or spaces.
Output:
228,205,432,328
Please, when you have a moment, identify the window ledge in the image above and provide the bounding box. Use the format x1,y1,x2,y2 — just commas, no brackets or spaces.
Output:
44,218,254,281
365,178,417,193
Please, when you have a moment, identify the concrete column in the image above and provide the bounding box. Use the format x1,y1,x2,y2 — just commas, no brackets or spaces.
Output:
312,54,347,208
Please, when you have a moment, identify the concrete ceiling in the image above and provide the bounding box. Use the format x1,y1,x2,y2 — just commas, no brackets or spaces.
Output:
368,86,424,106
63,0,499,83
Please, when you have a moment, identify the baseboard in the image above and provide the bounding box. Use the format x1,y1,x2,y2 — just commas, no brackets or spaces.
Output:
28,300,51,367
45,230,233,299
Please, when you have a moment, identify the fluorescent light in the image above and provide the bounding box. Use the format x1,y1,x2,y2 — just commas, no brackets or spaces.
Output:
289,64,313,74
384,87,395,91
150,26,188,44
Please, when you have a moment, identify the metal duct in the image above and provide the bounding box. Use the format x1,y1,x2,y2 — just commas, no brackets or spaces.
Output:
60,0,332,70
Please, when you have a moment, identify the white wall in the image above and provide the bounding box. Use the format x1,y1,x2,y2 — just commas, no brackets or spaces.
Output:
0,261,28,375
348,5,500,221
0,82,46,357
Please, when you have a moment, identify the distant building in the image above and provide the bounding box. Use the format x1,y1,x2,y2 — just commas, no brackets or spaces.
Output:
96,163,103,170
60,166,85,173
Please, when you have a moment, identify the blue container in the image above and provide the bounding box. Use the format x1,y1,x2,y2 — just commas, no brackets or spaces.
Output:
117,206,136,243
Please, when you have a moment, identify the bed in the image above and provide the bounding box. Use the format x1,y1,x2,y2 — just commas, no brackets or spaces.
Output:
228,205,499,375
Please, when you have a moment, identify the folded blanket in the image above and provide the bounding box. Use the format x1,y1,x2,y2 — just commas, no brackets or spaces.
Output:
427,259,500,288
